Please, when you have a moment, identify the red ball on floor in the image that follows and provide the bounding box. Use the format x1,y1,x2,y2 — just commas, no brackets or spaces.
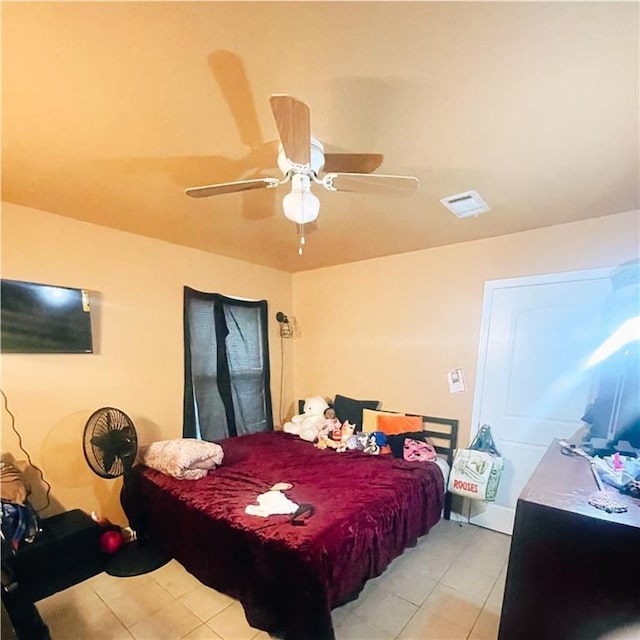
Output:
99,529,124,554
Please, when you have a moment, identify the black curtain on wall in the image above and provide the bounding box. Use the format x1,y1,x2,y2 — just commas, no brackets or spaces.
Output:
183,287,273,441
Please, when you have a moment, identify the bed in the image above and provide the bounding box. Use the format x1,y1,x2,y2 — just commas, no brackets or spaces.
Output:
123,413,458,640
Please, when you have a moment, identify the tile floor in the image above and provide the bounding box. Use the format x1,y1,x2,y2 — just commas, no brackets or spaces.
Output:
1,520,510,640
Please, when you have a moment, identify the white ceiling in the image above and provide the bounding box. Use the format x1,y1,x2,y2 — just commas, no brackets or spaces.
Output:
3,1,639,272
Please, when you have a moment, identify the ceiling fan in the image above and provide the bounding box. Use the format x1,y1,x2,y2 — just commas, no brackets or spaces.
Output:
185,94,419,253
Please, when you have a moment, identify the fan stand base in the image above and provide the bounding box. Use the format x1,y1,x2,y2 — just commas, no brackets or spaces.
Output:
105,540,171,577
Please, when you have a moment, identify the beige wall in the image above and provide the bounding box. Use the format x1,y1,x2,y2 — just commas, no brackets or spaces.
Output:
292,210,640,450
1,203,293,524
2,204,638,525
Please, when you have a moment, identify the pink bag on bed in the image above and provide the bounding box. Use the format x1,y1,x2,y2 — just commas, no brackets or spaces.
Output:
403,438,437,463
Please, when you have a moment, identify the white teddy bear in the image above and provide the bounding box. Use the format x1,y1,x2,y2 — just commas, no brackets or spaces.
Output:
283,396,329,442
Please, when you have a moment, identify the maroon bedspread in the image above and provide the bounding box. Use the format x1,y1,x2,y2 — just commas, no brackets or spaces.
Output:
124,431,444,640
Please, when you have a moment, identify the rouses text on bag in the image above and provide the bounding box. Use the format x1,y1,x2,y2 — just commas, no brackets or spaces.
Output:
452,479,478,493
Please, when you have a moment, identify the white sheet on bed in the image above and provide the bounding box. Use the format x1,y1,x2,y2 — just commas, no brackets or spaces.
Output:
433,456,451,490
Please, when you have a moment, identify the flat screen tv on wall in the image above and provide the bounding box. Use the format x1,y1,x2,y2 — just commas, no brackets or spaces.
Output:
1,279,93,353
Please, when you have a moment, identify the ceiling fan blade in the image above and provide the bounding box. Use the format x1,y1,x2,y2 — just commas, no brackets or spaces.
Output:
185,177,281,199
323,153,384,174
323,173,419,193
269,94,310,166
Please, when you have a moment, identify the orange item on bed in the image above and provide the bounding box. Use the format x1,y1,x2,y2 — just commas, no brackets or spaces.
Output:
376,414,423,435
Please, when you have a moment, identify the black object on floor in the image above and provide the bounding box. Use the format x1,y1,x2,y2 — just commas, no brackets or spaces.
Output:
6,509,104,602
105,539,170,577
1,508,103,640
1,590,51,640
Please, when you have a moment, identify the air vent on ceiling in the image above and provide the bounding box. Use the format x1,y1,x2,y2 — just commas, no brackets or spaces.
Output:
440,191,490,218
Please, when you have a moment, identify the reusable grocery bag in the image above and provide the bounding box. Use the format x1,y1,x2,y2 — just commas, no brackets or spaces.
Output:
448,424,504,501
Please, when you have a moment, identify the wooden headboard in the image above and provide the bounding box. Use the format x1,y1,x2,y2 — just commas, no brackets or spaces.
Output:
402,412,459,521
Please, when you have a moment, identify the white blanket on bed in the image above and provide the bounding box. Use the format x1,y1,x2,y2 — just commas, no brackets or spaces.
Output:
140,438,224,480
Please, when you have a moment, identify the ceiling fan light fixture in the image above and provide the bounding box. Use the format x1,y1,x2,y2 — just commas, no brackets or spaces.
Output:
282,174,320,224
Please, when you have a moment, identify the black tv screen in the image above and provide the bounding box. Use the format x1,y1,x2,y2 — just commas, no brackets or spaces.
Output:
1,279,93,353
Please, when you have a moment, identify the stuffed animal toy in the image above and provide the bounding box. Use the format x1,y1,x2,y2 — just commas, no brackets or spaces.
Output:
317,407,342,439
355,433,369,450
283,396,329,442
329,422,344,447
336,422,355,452
317,416,342,450
345,434,363,451
315,432,339,450
363,433,380,455
372,430,392,455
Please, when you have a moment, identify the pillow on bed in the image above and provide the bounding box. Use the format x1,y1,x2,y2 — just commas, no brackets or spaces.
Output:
362,409,404,432
333,395,380,432
376,414,423,436
140,439,224,480
386,431,434,459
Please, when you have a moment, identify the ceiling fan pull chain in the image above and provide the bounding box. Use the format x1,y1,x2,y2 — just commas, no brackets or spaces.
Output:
298,223,305,255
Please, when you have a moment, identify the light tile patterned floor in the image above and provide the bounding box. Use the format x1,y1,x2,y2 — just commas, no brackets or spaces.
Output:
1,521,510,640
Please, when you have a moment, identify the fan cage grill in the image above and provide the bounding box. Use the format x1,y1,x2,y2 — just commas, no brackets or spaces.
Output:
83,407,137,479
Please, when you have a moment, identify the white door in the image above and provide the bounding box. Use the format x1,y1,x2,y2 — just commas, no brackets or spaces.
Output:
469,268,613,534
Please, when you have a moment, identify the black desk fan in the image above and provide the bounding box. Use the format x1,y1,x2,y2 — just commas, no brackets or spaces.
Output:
82,407,169,576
